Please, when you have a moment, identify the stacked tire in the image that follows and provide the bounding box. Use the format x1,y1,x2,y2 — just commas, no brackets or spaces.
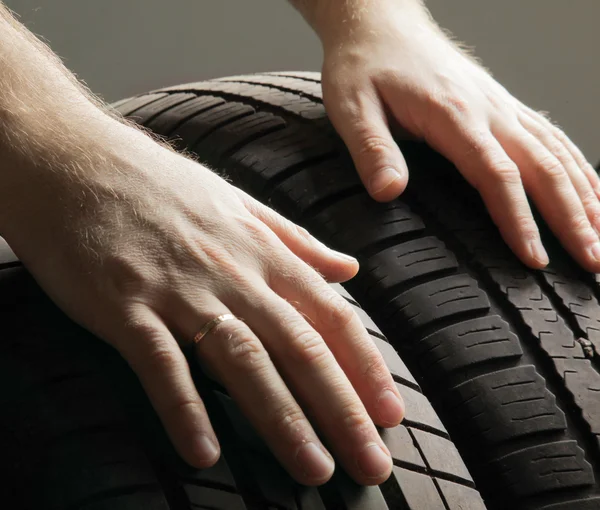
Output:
1,72,598,509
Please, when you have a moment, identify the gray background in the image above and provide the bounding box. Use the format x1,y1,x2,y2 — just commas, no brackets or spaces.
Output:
5,0,599,163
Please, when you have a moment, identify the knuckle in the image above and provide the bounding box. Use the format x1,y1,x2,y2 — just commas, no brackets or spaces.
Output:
271,406,307,439
239,216,276,248
340,401,372,433
431,93,470,117
318,292,356,333
536,155,565,181
290,329,330,365
145,345,180,372
580,192,600,212
220,323,265,365
163,396,199,417
550,125,569,143
355,129,394,158
545,138,569,159
360,351,389,382
570,214,593,235
103,253,147,298
444,95,471,116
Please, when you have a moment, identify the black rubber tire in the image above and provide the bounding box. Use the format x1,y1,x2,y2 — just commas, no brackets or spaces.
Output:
0,86,484,508
109,72,600,510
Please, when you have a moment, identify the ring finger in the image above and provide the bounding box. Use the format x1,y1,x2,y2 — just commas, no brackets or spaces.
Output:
187,298,336,486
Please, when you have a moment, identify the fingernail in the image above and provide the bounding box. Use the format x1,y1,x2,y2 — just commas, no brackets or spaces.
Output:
356,443,392,479
296,442,335,481
193,435,219,464
590,242,600,263
314,238,358,263
369,167,402,195
529,239,549,266
329,248,358,263
377,389,405,425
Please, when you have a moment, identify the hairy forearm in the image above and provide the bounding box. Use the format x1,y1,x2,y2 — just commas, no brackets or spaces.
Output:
0,5,157,233
288,0,430,39
0,5,122,168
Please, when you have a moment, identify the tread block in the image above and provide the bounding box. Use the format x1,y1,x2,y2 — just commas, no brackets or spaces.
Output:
447,365,566,443
336,481,390,510
381,426,426,469
372,336,418,387
364,237,458,294
392,466,446,510
538,266,600,354
400,384,447,434
417,316,523,381
553,358,600,440
384,275,490,329
411,428,472,482
313,194,426,255
489,441,594,498
436,479,487,510
272,159,361,219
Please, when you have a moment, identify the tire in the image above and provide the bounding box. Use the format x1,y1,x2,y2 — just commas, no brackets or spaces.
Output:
110,72,600,510
0,106,483,510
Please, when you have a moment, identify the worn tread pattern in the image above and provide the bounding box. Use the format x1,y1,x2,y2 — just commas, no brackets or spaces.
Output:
115,72,600,509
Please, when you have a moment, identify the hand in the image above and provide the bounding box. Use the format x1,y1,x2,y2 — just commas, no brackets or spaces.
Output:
316,1,600,272
2,124,404,486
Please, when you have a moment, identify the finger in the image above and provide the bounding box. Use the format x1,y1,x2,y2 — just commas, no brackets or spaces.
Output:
235,277,394,486
234,187,359,282
189,301,335,486
117,305,220,469
521,107,600,200
493,116,600,272
406,106,547,268
267,261,404,429
322,80,408,201
517,110,600,236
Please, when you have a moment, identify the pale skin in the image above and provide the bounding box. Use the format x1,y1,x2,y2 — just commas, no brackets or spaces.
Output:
0,0,597,488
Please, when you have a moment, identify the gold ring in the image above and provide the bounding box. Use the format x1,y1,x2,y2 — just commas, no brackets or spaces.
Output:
193,314,238,345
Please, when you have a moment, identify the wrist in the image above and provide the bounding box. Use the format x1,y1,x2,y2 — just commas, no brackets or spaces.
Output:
310,0,432,48
0,102,146,238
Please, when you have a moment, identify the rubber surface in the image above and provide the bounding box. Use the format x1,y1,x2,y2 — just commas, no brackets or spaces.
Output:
112,72,600,510
0,161,480,510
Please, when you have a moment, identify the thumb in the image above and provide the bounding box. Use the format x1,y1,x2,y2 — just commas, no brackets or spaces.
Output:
322,80,409,202
235,188,359,282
